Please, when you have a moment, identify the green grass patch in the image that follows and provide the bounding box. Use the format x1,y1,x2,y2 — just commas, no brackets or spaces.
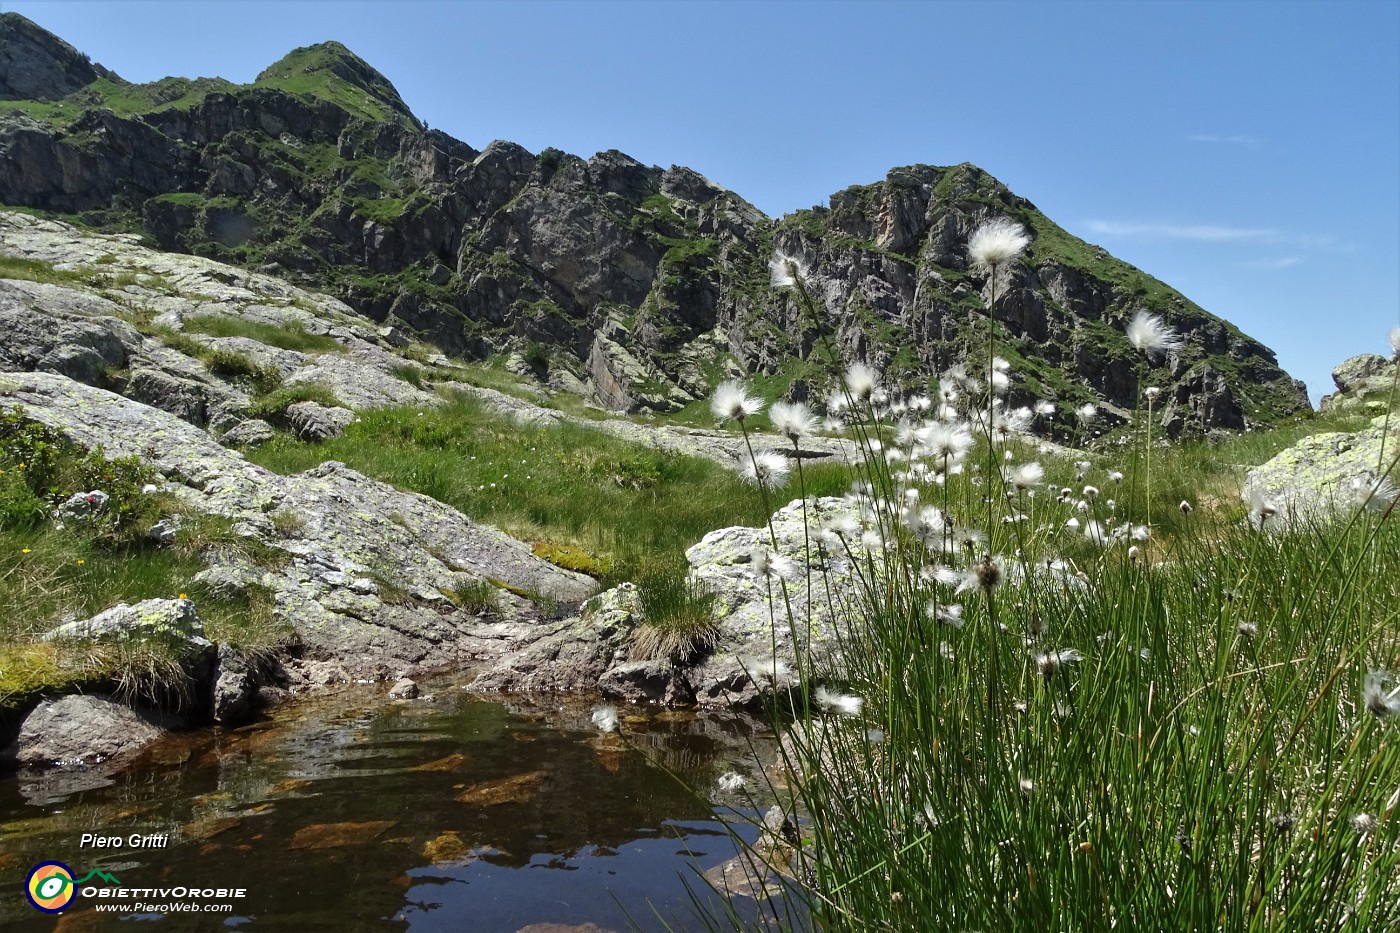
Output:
0,409,291,709
245,382,347,420
531,541,612,578
182,314,346,354
245,392,850,583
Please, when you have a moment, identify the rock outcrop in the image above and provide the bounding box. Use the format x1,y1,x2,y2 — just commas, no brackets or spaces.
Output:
1,370,596,680
473,497,869,709
1320,353,1399,414
0,15,1308,430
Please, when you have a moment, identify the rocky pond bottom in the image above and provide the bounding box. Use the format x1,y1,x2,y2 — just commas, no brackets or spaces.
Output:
0,679,785,931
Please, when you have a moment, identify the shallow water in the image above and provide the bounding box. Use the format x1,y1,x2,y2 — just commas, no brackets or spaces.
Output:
0,676,782,931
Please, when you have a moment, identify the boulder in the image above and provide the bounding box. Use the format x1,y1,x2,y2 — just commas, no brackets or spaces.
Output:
1321,354,1398,412
388,677,419,699
220,417,277,449
1332,354,1393,394
285,400,355,441
1242,417,1400,530
146,519,178,545
472,499,869,709
45,597,215,664
53,488,109,522
4,695,182,767
471,584,642,694
127,367,211,425
210,643,259,725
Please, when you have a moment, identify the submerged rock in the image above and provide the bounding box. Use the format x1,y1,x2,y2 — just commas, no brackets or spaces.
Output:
387,677,419,700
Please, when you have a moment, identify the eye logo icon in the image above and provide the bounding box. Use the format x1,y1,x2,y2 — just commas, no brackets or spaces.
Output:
26,861,75,913
25,862,120,913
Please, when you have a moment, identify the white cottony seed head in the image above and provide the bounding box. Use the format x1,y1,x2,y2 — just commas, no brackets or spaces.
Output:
968,218,1031,272
768,251,809,289
769,401,818,441
844,362,879,401
740,449,791,489
711,380,763,423
1035,648,1085,679
1126,311,1185,361
1363,670,1400,719
591,704,619,733
814,685,864,717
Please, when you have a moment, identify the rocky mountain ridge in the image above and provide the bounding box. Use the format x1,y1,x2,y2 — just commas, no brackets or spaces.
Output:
0,13,1308,433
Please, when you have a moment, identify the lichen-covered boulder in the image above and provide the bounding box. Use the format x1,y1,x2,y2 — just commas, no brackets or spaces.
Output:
45,596,211,659
682,497,867,708
1242,417,1400,529
1320,354,1399,413
470,584,642,694
470,500,869,708
2,371,598,681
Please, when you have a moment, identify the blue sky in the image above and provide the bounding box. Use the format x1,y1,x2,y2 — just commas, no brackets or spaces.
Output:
7,0,1398,404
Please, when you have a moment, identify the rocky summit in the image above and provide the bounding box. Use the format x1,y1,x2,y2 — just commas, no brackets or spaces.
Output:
0,13,1306,430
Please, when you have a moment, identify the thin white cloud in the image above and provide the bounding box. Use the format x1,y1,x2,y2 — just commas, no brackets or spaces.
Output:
1084,220,1341,252
1084,220,1280,242
1243,256,1301,269
1189,133,1260,146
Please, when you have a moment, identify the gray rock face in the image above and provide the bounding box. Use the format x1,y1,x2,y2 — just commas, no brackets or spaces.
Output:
0,280,133,383
470,584,642,695
5,695,182,767
0,13,110,101
0,15,1306,431
211,643,258,725
45,598,216,675
285,400,355,441
2,370,597,678
127,366,214,425
1333,354,1392,394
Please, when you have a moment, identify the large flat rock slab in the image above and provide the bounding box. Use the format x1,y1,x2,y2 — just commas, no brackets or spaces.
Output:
0,371,597,676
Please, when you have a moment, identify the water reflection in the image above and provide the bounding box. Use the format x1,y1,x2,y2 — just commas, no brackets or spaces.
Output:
0,676,782,931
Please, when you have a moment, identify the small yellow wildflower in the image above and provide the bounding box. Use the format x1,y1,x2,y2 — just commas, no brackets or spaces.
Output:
76,559,85,565
178,592,188,599
21,548,32,554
